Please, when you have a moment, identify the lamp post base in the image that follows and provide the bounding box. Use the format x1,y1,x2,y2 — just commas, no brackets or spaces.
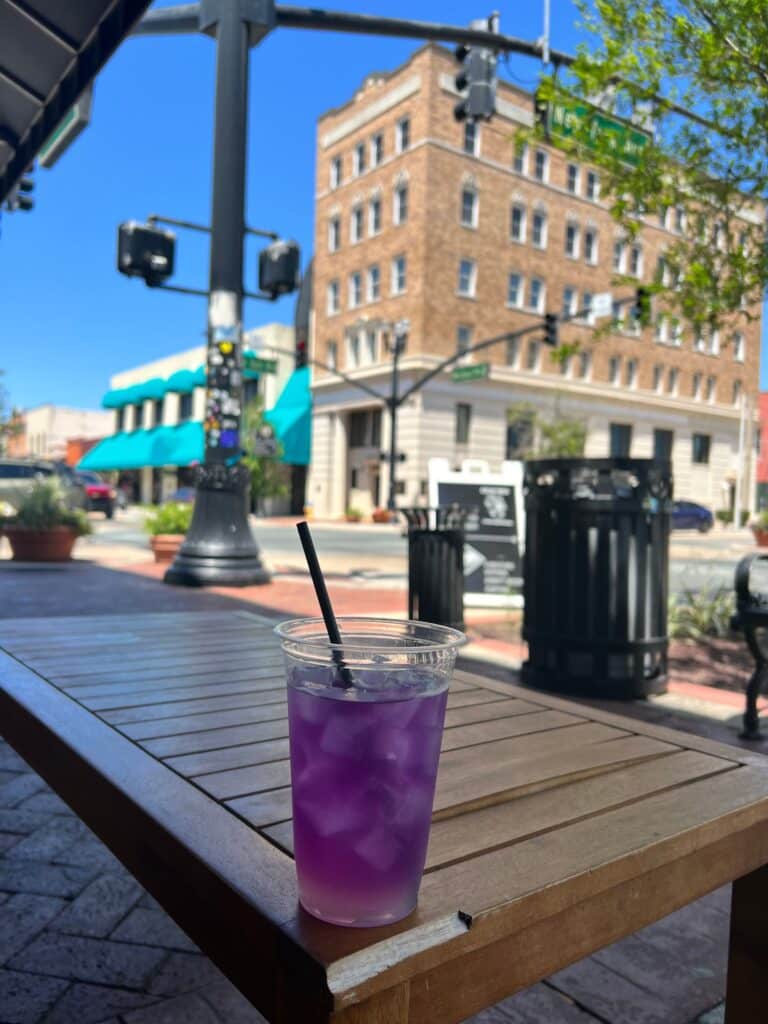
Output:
163,464,271,588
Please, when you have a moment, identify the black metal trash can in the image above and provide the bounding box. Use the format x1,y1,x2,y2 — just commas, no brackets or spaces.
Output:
522,458,672,698
401,506,467,632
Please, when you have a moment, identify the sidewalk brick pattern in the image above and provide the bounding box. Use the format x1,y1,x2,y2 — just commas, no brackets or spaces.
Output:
0,738,729,1024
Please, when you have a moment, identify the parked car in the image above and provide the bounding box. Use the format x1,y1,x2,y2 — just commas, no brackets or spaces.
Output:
167,486,196,504
77,471,117,519
671,500,714,532
0,459,87,514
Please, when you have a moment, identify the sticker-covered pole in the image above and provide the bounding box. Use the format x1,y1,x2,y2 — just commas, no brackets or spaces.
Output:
165,0,270,586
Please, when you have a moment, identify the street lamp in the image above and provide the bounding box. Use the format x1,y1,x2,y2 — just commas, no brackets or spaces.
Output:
384,319,409,514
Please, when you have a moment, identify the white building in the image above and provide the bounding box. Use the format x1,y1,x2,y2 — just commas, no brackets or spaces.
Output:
23,404,112,461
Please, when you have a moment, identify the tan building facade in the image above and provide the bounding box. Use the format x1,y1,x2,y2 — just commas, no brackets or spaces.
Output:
308,45,760,518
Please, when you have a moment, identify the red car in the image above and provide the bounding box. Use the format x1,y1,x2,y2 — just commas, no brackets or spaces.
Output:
77,471,116,518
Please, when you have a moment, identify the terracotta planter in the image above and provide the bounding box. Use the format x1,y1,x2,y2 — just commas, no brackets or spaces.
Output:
344,515,362,524
5,526,78,562
371,508,392,524
752,526,768,548
150,534,185,563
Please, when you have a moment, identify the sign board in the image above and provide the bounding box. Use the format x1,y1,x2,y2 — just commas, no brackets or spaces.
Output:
247,425,279,457
428,458,525,607
244,354,278,375
539,93,650,167
451,362,490,383
38,86,94,169
591,292,613,319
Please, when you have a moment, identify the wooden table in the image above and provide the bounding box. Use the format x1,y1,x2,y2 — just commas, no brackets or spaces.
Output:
2,610,768,1024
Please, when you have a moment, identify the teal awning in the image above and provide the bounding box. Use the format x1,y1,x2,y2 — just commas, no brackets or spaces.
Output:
102,385,141,409
166,369,198,393
78,423,204,471
133,377,167,402
265,366,311,466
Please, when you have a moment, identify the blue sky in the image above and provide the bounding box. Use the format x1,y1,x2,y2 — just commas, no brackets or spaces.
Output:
0,1,765,410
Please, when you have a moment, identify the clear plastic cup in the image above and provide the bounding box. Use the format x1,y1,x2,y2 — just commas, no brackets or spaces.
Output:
275,617,466,928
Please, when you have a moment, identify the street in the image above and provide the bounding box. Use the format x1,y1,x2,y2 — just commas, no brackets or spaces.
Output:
78,508,754,597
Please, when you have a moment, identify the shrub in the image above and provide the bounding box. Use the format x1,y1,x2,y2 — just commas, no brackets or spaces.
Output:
752,509,768,530
668,587,735,641
144,502,193,536
3,479,91,536
715,508,750,526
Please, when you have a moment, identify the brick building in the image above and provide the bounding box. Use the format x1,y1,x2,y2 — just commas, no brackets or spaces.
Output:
307,45,761,519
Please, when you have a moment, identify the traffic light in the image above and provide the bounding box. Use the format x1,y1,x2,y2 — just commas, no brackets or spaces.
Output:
543,312,559,346
117,222,176,287
453,15,499,123
534,94,550,132
634,287,651,326
259,239,300,299
3,172,35,213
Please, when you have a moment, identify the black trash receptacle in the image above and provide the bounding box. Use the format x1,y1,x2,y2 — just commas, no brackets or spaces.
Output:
522,458,672,698
401,506,467,631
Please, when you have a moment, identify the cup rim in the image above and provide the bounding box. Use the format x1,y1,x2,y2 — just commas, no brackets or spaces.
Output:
274,616,467,654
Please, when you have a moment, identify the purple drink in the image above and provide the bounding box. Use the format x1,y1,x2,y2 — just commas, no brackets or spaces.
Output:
277,618,465,928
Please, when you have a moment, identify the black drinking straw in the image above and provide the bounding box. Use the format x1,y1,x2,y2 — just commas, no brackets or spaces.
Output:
296,521,354,688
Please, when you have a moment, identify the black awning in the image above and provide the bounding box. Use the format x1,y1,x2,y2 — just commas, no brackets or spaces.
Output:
0,0,153,202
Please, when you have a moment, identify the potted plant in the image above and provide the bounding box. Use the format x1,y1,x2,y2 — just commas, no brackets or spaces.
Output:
345,506,363,523
371,507,392,524
751,510,768,547
1,479,91,562
144,502,194,563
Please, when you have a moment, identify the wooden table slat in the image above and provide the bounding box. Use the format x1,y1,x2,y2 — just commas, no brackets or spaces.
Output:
79,672,286,710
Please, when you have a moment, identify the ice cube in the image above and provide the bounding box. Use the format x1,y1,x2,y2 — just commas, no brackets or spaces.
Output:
318,708,372,758
353,825,403,872
393,782,434,827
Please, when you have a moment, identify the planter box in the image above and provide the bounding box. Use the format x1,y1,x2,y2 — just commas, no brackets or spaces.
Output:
5,527,78,562
752,527,768,548
150,534,185,563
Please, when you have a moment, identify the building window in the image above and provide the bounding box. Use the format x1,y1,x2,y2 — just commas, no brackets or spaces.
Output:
368,196,382,235
610,423,632,457
580,291,593,324
134,403,144,429
586,170,599,200
706,375,716,402
532,208,548,248
734,332,745,362
609,356,621,385
565,221,580,258
506,336,520,366
510,202,526,242
457,324,473,354
366,264,380,302
394,183,408,224
349,411,368,447
670,318,683,346
584,228,598,265
653,364,664,392
612,239,626,273
507,272,523,307
350,205,363,243
693,331,706,353
562,286,577,319
674,205,685,232
461,187,478,228
328,216,341,252
391,255,407,295
654,429,673,460
330,156,342,189
578,351,592,379
629,244,643,278
153,399,164,427
692,372,702,399
396,116,410,152
709,329,720,356
692,433,711,464
326,340,338,370
612,300,624,332
353,142,366,176
668,367,679,395
506,412,534,458
658,206,669,230
513,141,528,174
625,358,637,388
370,133,384,166
458,258,477,298
455,403,471,444
178,393,193,422
567,163,579,194
364,329,377,365
534,148,548,182
463,121,479,155
348,334,360,368
529,277,544,313
115,408,124,432
327,279,340,314
654,316,668,344
559,354,572,377
349,272,362,308
526,340,540,370
733,380,743,405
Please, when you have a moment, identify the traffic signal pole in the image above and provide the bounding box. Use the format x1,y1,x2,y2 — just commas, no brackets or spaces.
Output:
165,0,270,585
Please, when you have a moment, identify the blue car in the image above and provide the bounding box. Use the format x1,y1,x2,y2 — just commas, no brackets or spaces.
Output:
671,500,714,532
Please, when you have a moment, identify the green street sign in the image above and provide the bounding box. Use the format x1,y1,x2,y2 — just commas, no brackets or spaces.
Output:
38,86,93,169
541,94,651,167
451,362,490,383
244,354,278,374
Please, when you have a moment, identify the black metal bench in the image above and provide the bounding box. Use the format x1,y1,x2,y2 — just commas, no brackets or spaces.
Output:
731,553,768,740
